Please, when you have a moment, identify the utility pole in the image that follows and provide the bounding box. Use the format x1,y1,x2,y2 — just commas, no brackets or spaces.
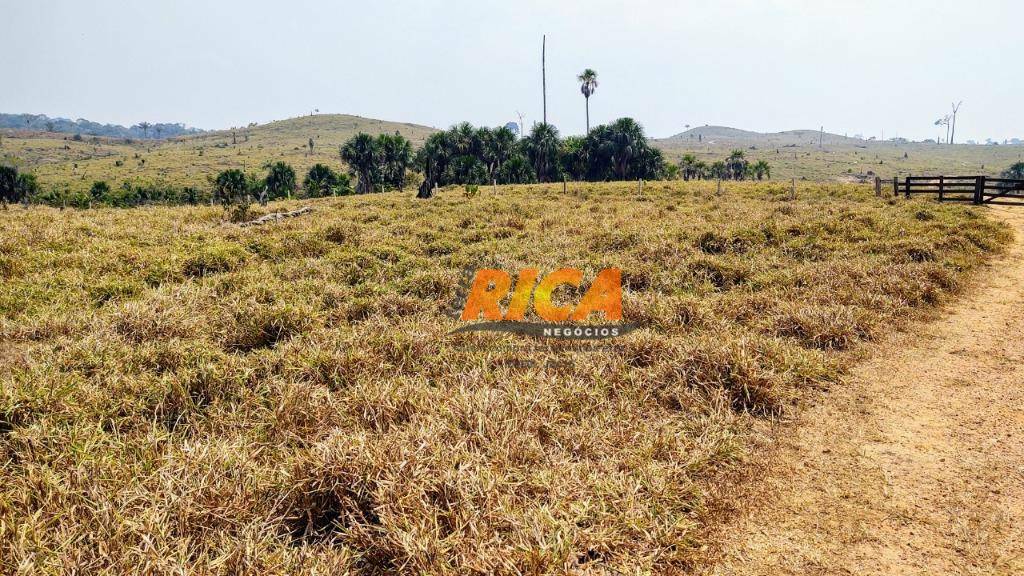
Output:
819,126,823,148
542,35,547,125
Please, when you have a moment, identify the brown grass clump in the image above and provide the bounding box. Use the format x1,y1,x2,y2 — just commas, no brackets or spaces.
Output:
0,181,1009,574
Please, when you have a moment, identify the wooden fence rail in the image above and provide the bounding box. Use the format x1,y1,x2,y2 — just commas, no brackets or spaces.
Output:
891,175,1024,206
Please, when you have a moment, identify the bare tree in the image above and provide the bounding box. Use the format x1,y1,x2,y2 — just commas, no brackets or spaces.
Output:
950,101,962,144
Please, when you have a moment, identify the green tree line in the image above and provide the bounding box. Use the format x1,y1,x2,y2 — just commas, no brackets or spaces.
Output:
413,118,669,197
1,125,785,209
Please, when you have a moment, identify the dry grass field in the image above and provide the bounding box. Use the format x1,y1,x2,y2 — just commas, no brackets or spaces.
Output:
0,181,1011,574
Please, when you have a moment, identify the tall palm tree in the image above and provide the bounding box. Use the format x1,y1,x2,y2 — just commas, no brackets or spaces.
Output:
578,69,598,134
138,122,151,139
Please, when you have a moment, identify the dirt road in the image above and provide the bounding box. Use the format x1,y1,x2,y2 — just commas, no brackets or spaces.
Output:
705,208,1024,575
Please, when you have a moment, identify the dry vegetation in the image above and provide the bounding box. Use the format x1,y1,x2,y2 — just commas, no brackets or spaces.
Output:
0,181,1011,574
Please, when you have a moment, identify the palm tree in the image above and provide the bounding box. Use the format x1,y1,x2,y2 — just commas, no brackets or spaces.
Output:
138,122,151,139
607,118,645,180
752,160,771,180
679,154,699,181
523,123,561,182
726,149,748,180
578,69,599,134
340,133,379,194
694,160,708,180
376,132,413,191
481,126,516,182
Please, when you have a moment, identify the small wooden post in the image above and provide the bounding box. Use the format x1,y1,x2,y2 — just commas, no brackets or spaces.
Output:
562,179,566,194
904,176,910,199
892,177,898,198
493,179,497,194
874,176,881,197
938,175,944,202
973,176,985,205
790,178,796,200
717,178,722,196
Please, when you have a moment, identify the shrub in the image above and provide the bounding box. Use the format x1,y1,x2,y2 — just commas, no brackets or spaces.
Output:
89,181,111,204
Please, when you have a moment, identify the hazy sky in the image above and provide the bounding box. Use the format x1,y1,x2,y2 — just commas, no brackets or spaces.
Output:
2,0,1022,141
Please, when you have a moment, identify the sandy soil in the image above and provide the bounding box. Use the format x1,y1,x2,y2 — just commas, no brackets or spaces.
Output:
703,207,1024,575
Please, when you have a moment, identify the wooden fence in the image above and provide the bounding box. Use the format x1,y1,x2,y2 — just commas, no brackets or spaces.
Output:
884,175,1024,206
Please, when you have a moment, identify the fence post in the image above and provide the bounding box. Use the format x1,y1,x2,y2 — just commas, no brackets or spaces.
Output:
938,175,944,202
974,176,985,205
874,176,881,197
892,177,898,198
904,176,910,199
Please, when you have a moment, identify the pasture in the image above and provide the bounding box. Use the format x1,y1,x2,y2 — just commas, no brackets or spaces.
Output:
0,181,1009,574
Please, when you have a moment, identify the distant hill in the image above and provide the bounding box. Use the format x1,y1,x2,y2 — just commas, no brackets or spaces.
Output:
3,114,441,194
185,114,439,148
662,125,868,147
0,113,204,140
652,125,1023,182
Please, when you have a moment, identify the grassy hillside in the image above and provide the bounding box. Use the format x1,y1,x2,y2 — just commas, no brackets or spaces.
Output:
654,126,1024,182
0,181,1009,574
0,114,439,194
